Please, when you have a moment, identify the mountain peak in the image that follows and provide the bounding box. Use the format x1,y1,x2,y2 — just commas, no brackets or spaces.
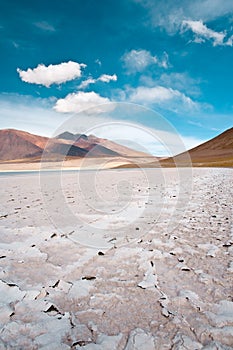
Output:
0,128,151,162
55,131,88,141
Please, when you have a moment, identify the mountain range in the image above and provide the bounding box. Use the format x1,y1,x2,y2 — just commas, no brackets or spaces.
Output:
0,129,151,163
0,127,232,167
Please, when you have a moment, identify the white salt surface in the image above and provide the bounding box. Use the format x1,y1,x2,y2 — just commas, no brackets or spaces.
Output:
0,167,232,349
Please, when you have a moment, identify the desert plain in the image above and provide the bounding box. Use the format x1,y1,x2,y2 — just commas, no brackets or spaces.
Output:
0,167,232,349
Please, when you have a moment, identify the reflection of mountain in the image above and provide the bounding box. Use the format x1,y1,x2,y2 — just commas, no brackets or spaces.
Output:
159,127,233,167
0,129,150,162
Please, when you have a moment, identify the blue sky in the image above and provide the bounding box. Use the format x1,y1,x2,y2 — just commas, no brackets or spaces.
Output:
0,0,233,155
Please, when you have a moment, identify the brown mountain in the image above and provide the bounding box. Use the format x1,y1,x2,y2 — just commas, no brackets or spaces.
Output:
0,129,151,162
0,129,48,161
55,132,152,158
159,127,233,167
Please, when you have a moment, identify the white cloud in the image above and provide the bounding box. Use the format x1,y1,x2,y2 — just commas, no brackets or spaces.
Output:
54,91,112,114
130,86,175,103
128,85,197,112
159,52,169,69
34,21,56,32
78,74,117,89
193,37,206,44
98,74,117,83
140,72,201,97
182,20,232,46
78,78,96,89
0,93,117,138
135,0,233,34
121,49,169,73
188,0,233,25
17,61,86,87
156,72,201,97
226,35,233,46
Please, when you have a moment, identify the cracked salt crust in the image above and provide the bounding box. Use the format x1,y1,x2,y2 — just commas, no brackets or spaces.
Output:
0,168,232,349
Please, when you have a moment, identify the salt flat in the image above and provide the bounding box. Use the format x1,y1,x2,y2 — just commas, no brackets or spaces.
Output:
0,168,232,349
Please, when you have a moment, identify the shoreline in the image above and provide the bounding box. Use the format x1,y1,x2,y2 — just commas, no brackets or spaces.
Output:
0,158,134,172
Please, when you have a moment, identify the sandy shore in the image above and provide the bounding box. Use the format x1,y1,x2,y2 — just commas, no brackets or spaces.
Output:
0,156,158,172
0,168,232,349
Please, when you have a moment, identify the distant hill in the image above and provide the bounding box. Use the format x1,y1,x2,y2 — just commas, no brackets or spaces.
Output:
0,129,48,161
55,131,151,158
0,129,151,162
159,127,233,167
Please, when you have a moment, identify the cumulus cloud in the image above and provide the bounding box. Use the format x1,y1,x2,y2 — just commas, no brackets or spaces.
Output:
98,74,117,83
128,85,198,112
121,49,169,73
182,20,232,46
78,74,117,89
54,91,112,113
17,61,86,87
